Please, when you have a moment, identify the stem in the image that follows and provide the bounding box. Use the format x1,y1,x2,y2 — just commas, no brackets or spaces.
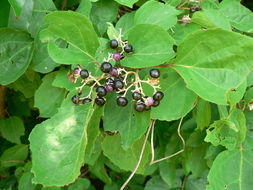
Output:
0,86,6,118
120,120,155,190
150,117,185,165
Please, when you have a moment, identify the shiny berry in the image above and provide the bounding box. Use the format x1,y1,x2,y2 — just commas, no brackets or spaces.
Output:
146,97,154,106
109,67,119,77
132,92,142,101
106,78,114,84
152,100,160,107
101,62,112,73
117,97,128,107
124,45,133,53
96,86,107,97
105,84,114,92
112,53,122,61
95,97,106,106
153,91,164,101
110,40,118,49
71,95,79,104
80,69,89,79
114,80,124,89
145,105,151,111
149,69,160,78
135,103,145,112
82,98,92,104
73,67,81,75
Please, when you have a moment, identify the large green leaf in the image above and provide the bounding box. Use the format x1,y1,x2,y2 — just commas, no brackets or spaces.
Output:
34,72,66,118
104,92,150,149
0,28,33,85
207,149,253,190
121,24,175,68
219,0,253,33
134,1,180,30
113,0,138,8
0,0,10,27
101,134,150,174
173,28,253,105
29,97,94,186
0,117,25,144
195,99,211,130
151,68,197,121
40,11,99,65
8,0,25,16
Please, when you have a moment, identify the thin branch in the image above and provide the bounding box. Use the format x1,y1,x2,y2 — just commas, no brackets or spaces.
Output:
0,86,6,119
120,120,156,190
150,117,185,165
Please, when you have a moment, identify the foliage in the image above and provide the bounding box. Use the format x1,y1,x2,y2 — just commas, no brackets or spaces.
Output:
1,0,253,189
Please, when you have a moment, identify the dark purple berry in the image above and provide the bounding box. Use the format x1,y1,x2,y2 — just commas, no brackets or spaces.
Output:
152,100,160,107
124,45,133,53
95,97,106,106
112,53,121,61
117,97,128,107
114,80,124,89
153,91,164,101
106,78,114,84
109,67,119,77
135,103,145,112
96,86,107,97
132,92,142,101
101,62,112,73
189,6,202,13
80,69,89,79
82,98,92,104
110,39,118,49
105,84,114,92
71,95,79,104
73,67,81,75
150,69,160,78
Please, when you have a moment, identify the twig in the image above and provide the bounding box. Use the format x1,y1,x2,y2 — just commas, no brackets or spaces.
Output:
0,86,6,118
150,117,185,165
120,120,156,190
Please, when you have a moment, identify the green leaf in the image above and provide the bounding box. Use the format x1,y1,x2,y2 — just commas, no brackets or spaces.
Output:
192,9,231,30
144,176,169,190
8,0,25,17
207,149,253,190
18,172,36,190
115,12,135,37
67,178,90,190
0,117,25,144
0,0,10,27
185,174,208,190
90,0,118,36
40,11,99,65
113,0,138,8
34,72,66,118
134,1,180,30
0,144,28,168
104,92,150,149
173,28,253,105
0,28,33,85
159,162,181,188
226,79,247,106
151,68,197,121
121,24,175,68
219,0,253,33
29,97,94,186
196,99,211,130
76,0,92,18
205,109,246,150
101,134,150,174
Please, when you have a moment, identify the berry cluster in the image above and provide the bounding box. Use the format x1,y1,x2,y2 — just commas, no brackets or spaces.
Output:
70,31,164,112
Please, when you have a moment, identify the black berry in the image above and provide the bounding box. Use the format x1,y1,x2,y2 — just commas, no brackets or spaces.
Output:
109,67,119,77
101,62,112,73
106,78,114,84
145,105,151,111
114,80,124,89
152,100,160,107
132,92,142,101
96,86,107,97
149,69,160,78
105,84,114,92
189,6,202,13
124,45,133,53
80,69,89,79
117,97,128,107
95,97,106,106
153,91,164,101
110,39,118,49
135,103,145,112
82,98,92,104
71,95,79,104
